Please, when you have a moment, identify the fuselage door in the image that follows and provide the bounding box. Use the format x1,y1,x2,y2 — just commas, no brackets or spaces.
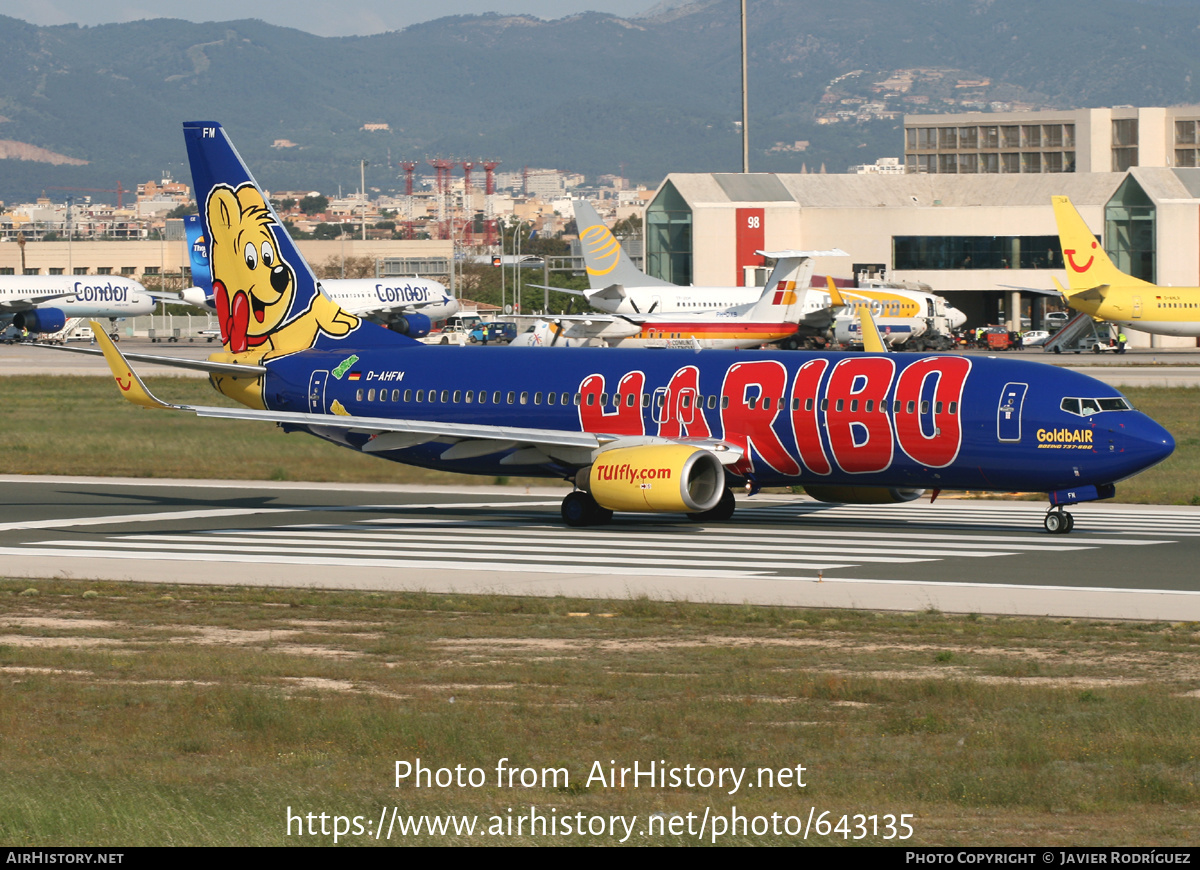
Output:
1132,295,1142,319
677,387,698,426
309,370,329,414
651,386,670,425
997,382,1028,443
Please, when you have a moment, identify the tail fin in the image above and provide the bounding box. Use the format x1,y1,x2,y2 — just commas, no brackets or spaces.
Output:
748,249,847,322
181,214,214,308
573,200,672,290
747,252,817,322
182,121,402,355
1052,195,1152,293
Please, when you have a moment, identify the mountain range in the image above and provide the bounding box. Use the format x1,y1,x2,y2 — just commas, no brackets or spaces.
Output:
1,0,1199,204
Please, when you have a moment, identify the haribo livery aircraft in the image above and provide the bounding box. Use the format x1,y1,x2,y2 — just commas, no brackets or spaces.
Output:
178,214,457,339
570,200,965,349
1052,195,1200,337
86,122,1174,534
1,275,154,337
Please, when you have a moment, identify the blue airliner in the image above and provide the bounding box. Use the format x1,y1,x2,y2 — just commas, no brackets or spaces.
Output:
86,122,1174,534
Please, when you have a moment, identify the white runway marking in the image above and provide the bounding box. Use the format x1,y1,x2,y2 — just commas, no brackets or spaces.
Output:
5,499,1190,581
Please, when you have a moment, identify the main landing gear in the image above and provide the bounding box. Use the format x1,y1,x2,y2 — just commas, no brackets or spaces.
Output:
687,487,736,523
561,491,613,527
1044,506,1075,534
558,487,739,527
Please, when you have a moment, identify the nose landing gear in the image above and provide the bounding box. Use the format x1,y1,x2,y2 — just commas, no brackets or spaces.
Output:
1044,506,1075,534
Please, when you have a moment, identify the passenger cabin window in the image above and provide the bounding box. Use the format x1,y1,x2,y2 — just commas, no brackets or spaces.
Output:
356,389,364,401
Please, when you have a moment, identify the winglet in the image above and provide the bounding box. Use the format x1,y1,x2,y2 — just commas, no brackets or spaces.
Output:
825,276,849,309
1050,276,1070,300
857,308,889,354
89,320,182,410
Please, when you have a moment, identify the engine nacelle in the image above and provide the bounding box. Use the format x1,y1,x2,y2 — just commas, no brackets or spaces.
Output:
14,309,67,334
180,286,213,308
579,445,725,514
803,485,925,505
389,313,432,338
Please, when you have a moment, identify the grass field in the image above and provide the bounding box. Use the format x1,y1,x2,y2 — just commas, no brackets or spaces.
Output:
1,376,1197,503
2,580,1199,846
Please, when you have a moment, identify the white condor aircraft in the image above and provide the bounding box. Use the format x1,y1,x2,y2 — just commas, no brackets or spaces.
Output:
178,215,457,337
1,275,155,338
570,200,966,349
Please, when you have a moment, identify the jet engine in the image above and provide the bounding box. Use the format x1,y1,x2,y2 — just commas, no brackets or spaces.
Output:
803,485,924,504
13,309,67,334
578,445,725,514
389,313,432,338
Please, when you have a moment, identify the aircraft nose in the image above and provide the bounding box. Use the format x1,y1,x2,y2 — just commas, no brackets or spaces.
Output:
1118,413,1175,475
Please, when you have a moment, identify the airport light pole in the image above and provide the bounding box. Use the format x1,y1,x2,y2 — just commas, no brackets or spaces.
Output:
741,0,749,173
360,159,368,242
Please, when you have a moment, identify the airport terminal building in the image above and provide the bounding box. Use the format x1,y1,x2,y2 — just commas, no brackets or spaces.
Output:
644,106,1200,347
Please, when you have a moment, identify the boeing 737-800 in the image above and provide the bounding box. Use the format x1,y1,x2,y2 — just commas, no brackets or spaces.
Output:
1052,195,1200,337
71,122,1175,536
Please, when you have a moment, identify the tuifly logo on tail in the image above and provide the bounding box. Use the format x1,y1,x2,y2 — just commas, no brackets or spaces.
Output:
1064,241,1098,274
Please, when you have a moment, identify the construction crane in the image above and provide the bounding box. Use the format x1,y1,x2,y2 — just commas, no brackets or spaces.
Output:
47,182,126,209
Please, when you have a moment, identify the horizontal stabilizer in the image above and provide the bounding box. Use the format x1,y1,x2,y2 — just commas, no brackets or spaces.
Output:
758,248,849,260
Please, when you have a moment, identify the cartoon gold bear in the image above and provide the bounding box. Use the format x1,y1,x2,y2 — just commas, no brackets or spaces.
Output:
206,183,358,357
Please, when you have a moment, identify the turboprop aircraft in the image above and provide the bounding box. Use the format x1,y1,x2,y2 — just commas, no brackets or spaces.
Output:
514,251,835,349
571,200,964,349
178,214,457,338
1,275,154,338
77,122,1175,535
1052,195,1200,337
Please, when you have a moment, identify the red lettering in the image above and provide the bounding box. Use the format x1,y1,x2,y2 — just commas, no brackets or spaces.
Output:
789,358,831,475
825,357,895,474
719,360,801,476
578,371,646,436
656,365,712,439
893,357,971,468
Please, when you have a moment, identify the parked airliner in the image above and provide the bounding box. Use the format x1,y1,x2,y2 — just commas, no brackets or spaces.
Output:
1,275,154,338
178,214,456,341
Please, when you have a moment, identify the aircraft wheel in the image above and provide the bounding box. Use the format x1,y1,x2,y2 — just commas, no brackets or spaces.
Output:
687,488,736,523
562,491,607,527
1044,509,1073,534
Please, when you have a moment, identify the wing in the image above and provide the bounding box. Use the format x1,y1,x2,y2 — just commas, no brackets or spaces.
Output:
0,290,76,313
85,321,744,468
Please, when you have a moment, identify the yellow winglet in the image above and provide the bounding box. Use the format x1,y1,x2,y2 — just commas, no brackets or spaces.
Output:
89,320,179,410
1050,276,1070,299
825,276,848,308
858,308,889,354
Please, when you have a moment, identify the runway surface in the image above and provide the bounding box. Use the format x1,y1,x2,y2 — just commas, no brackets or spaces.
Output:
3,476,1198,621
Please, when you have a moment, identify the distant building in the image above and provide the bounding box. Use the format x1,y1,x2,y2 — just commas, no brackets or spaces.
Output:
905,105,1200,175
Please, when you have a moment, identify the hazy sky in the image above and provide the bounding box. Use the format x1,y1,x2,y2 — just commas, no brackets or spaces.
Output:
1,1,667,37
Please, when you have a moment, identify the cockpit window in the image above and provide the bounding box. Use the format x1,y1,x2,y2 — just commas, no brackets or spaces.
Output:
1061,396,1132,416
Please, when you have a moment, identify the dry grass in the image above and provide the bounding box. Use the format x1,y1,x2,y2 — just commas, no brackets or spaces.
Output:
2,580,1199,845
